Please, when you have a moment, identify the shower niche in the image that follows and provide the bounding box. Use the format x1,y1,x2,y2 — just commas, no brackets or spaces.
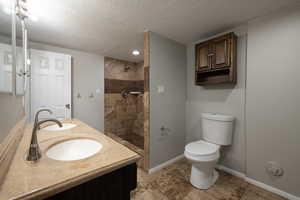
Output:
104,57,144,151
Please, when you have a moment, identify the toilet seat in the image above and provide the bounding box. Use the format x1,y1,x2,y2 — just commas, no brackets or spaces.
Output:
184,140,220,162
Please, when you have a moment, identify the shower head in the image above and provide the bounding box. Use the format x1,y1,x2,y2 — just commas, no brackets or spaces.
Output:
124,64,130,72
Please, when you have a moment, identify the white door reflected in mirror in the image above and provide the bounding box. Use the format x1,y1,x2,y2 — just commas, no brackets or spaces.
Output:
30,49,72,122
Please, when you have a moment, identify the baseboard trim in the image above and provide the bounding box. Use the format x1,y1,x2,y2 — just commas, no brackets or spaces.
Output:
244,177,300,200
216,165,246,179
148,154,184,174
217,165,300,200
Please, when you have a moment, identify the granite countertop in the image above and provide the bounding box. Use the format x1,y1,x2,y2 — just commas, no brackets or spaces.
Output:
0,119,140,200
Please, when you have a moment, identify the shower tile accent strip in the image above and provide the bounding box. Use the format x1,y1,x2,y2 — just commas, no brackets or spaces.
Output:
105,79,144,93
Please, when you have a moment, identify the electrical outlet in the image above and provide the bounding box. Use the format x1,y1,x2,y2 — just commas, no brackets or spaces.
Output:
159,126,171,137
96,88,101,94
266,161,284,177
157,85,165,94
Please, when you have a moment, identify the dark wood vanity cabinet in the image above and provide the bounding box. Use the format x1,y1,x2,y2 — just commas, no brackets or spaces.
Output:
195,32,237,85
46,163,137,200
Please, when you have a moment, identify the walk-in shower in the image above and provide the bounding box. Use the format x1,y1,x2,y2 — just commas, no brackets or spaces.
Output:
104,57,144,151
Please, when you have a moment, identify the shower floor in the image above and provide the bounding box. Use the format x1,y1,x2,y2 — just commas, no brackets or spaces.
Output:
105,132,144,168
119,133,144,150
105,132,144,154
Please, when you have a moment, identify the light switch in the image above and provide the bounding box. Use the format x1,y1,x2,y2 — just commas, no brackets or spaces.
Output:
157,85,165,93
96,88,101,94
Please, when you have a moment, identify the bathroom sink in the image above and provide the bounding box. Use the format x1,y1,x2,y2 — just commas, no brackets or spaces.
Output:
46,139,102,161
42,123,77,131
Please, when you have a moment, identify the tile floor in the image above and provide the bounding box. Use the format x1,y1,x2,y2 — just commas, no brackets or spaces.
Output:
131,159,287,200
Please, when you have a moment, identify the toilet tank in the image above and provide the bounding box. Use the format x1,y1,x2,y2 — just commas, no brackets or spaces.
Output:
201,113,235,145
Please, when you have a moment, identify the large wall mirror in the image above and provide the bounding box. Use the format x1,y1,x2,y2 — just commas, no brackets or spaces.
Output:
0,0,27,144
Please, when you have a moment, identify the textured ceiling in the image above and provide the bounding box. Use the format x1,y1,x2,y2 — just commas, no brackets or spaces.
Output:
0,0,299,62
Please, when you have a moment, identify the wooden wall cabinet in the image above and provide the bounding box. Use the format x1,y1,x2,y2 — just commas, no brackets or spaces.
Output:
195,32,237,85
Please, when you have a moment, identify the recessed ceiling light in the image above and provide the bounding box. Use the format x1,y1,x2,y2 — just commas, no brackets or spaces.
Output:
132,50,140,56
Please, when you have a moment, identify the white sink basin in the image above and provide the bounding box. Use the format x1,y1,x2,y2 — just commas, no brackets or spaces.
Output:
42,123,77,131
46,139,102,161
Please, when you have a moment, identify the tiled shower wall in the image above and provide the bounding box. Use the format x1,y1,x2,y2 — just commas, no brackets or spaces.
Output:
104,57,144,148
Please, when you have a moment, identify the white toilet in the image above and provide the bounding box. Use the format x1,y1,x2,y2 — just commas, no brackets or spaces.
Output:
184,113,234,189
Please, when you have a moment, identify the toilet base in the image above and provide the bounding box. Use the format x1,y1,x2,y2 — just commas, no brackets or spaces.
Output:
190,166,219,190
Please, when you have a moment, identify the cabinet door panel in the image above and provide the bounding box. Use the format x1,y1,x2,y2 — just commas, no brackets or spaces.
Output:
212,35,230,69
196,42,210,71
215,40,226,64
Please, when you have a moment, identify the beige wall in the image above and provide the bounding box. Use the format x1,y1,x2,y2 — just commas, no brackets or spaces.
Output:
246,7,300,197
186,26,247,173
149,32,186,168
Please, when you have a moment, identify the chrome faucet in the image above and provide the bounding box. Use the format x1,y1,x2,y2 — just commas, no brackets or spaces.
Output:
27,110,63,161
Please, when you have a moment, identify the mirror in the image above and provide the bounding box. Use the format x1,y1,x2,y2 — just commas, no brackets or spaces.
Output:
0,43,13,93
0,0,26,144
0,46,25,94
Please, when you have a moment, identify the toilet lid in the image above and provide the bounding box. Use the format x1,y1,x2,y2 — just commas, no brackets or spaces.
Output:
185,140,219,156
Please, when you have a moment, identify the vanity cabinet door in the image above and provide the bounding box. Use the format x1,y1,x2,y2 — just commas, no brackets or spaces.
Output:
195,42,211,72
46,163,137,200
211,34,231,69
